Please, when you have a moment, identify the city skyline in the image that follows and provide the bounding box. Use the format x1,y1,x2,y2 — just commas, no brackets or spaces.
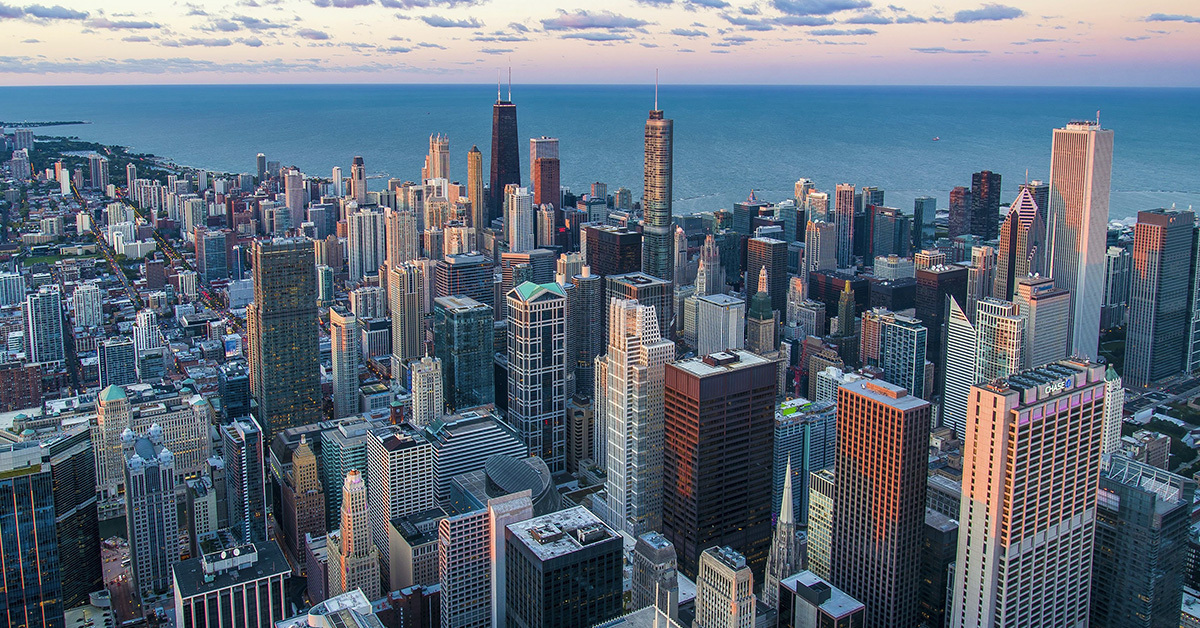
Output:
0,0,1195,86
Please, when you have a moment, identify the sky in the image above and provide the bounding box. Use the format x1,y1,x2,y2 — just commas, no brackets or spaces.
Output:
0,0,1198,86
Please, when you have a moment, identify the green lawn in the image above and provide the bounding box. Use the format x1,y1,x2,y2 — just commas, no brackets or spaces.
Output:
21,253,99,266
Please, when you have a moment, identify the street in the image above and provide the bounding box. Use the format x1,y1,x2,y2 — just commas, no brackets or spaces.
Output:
101,538,142,624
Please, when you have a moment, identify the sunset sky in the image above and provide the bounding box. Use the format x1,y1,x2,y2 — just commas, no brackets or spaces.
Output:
1,0,1197,85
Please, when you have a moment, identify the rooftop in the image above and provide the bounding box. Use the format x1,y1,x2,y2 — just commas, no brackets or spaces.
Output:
507,505,617,561
841,378,929,412
781,571,864,619
172,541,289,599
672,349,772,378
697,293,744,307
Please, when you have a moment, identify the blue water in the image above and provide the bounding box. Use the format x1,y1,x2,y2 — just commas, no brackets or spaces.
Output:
3,84,1198,220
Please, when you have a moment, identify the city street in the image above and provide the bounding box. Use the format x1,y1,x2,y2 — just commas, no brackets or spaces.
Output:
101,539,142,624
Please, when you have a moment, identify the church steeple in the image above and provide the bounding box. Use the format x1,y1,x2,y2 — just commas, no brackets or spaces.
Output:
763,456,804,609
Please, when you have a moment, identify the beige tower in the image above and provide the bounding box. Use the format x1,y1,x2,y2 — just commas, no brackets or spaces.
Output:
328,469,381,600
694,546,756,628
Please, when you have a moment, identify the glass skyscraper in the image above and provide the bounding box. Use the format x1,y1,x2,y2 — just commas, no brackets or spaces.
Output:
0,442,64,628
433,295,495,412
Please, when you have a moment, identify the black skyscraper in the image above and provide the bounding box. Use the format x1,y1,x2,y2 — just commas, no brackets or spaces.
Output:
489,87,520,222
971,170,1002,240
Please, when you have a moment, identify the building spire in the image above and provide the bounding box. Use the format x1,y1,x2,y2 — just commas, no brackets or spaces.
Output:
497,69,501,102
508,65,512,102
779,455,794,525
758,266,769,296
655,68,659,111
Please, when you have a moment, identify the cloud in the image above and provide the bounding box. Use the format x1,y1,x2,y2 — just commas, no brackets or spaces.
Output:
561,31,632,40
912,46,988,53
164,37,233,47
1123,35,1151,41
953,4,1024,22
296,28,330,39
24,5,88,19
689,0,730,7
420,15,481,27
810,27,876,35
724,34,754,42
238,36,263,46
0,55,447,76
541,10,649,30
508,22,529,32
845,12,891,24
775,15,835,25
205,19,241,32
377,45,412,52
773,0,870,16
381,0,486,6
231,15,285,30
479,47,512,54
1144,13,1200,23
722,14,774,30
671,27,708,36
417,41,446,48
636,0,673,5
0,3,22,18
894,14,925,23
313,0,373,6
121,34,150,42
86,16,160,29
20,37,37,42
472,34,530,41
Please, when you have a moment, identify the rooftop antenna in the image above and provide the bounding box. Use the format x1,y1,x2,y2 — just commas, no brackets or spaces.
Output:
507,66,512,102
1025,168,1029,186
496,69,501,102
1096,109,1101,126
655,68,659,110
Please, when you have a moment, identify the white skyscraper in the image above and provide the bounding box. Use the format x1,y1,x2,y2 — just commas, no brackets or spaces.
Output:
348,208,386,283
1102,364,1124,459
598,298,675,537
284,167,305,228
367,424,434,589
942,297,975,438
973,298,1026,383
506,282,567,473
25,286,64,364
133,308,161,353
409,355,444,428
423,133,450,181
952,359,1105,628
695,294,745,356
331,166,344,197
1046,120,1114,360
72,282,103,328
506,187,534,253
327,469,381,600
330,307,360,420
694,546,756,628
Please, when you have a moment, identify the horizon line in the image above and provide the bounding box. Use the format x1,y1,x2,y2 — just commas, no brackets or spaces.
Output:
2,82,1199,90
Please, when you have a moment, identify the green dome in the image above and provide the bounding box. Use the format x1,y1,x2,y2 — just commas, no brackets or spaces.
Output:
749,290,774,320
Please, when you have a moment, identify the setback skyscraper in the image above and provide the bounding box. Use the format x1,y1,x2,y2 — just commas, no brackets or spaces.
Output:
642,97,674,282
994,186,1045,301
506,282,568,473
489,84,520,222
1124,209,1195,388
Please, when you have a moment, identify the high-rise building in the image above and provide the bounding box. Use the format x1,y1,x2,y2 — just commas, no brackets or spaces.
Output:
694,546,756,628
350,155,367,205
328,469,381,600
505,186,535,253
223,417,266,545
348,208,386,283
746,269,779,355
570,269,603,399
433,296,495,411
256,152,267,180
71,282,102,327
584,225,642,278
1102,364,1124,458
172,542,290,628
1102,245,1131,330
423,409,527,505
663,350,777,579
330,307,360,419
606,272,673,344
489,85,520,221
0,441,65,628
1124,209,1195,388
196,229,228,284
385,207,420,269
409,355,444,428
803,220,837,280
763,458,805,610
25,286,64,364
367,424,434,588
948,185,972,238
279,435,325,570
506,282,567,472
778,571,866,628
133,307,161,354
747,236,788,312
952,359,1106,628
974,297,1026,382
1047,120,1114,360
467,145,486,242
878,312,929,399
124,425,180,598
249,238,320,440
88,154,109,190
435,252,494,310
833,184,855,268
915,263,967,373
970,170,1002,240
284,167,306,228
631,532,679,620
913,196,936,251
390,261,425,379
99,336,138,388
1013,275,1071,369
423,133,450,181
1091,455,1195,628
695,294,745,356
438,506,491,628
772,398,835,524
832,379,930,628
965,245,996,319
598,299,674,536
642,101,674,282
530,136,560,208
994,186,1045,300
504,506,623,628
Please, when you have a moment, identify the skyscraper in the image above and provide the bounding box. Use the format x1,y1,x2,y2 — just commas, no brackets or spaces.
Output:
747,236,788,312
123,425,179,598
327,469,381,600
43,426,102,609
763,458,805,610
994,186,1045,300
778,571,866,628
833,184,855,268
367,424,434,589
631,532,679,620
25,286,64,364
1047,120,1114,360
350,155,367,205
223,417,266,545
803,219,837,280
1013,275,1071,369
806,468,835,580
915,263,968,375
530,136,560,208
832,379,930,628
467,145,486,247
348,207,386,283
584,225,643,277
1102,364,1124,458
0,442,65,628
878,312,929,399
330,307,360,419
663,350,777,579
284,167,305,228
256,152,267,180
505,186,535,253
248,238,321,440
970,170,1002,240
506,282,567,472
642,98,674,282
423,133,450,181
948,185,971,238
695,293,745,356
1124,208,1195,388
605,272,673,344
433,295,495,411
435,252,494,310
598,299,674,537
197,229,228,284
913,196,936,251
409,355,444,428
694,546,756,628
974,297,1026,383
385,207,419,269
952,359,1105,628
390,261,425,380
489,85,520,222
279,435,325,570
98,336,138,388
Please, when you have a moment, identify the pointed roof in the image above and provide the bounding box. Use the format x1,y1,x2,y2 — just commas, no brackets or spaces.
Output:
779,456,795,525
1008,187,1040,230
1105,363,1121,382
100,385,126,402
749,267,774,320
510,281,565,302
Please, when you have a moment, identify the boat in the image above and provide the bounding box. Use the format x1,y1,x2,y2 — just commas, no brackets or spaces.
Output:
932,136,940,141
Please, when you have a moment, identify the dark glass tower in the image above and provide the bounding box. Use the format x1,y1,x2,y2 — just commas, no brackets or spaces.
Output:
489,87,520,222
970,170,1002,240
642,103,674,282
0,441,65,628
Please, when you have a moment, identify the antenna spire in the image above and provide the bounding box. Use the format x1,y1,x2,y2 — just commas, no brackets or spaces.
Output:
655,68,659,110
507,66,512,101
1096,109,1101,126
497,69,501,102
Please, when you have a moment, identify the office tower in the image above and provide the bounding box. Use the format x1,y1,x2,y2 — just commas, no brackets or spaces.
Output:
915,263,967,371
34,427,99,610
663,350,777,578
642,100,674,282
25,286,64,364
223,417,266,545
256,152,267,180
870,206,912,259
970,170,1002,240
873,255,914,282
584,225,643,277
196,229,228,283
913,196,936,251
504,506,623,628
433,296,494,411
803,220,837,280
763,458,805,610
390,261,425,380
280,435,325,569
832,379,930,628
348,208,386,282
172,542,290,628
349,286,385,320
409,355,444,428
974,297,1026,382
695,294,745,355
772,398,835,524
530,136,561,208
606,272,673,343
941,297,975,437
0,442,65,628
249,238,320,440
489,83,520,221
746,269,779,355
327,470,381,600
733,190,770,236
435,252,494,309
914,248,946,270
98,336,138,388
133,307,161,353
948,185,971,237
1102,364,1124,458
571,269,603,398
437,506,490,628
965,245,995,319
952,359,1106,628
673,226,689,288
1013,275,1070,369
283,167,305,228
367,424,434,588
598,299,674,536
506,282,567,472
1091,456,1195,628
832,184,855,267
919,509,959,628
124,425,180,597
423,411,527,506
466,145,485,232
422,133,450,181
806,468,835,580
1125,209,1195,388
879,313,929,399
350,155,367,205
329,307,360,420
631,532,679,620
994,187,1044,300
696,234,724,293
694,546,756,628
834,280,856,337
536,204,557,249
746,236,788,312
778,571,866,628
1102,245,1131,329
504,186,535,253
385,207,420,269
1047,120,1114,360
